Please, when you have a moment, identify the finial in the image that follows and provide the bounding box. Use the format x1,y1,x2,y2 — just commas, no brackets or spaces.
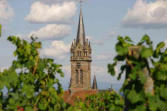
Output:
79,0,85,10
72,41,74,46
80,0,83,6
92,74,98,90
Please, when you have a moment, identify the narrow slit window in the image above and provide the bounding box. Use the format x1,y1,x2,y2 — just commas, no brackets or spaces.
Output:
76,70,79,84
80,70,83,84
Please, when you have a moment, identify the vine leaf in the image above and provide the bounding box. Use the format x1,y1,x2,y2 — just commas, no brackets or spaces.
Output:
127,90,142,104
141,47,153,58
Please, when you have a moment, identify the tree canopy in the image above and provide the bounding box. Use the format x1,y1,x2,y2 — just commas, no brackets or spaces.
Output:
0,32,167,111
0,36,68,111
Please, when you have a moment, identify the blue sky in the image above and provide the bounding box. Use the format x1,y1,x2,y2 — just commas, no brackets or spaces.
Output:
0,0,167,91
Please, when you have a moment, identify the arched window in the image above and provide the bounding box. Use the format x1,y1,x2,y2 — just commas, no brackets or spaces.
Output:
76,70,79,84
78,51,82,56
84,51,86,56
78,51,79,56
80,70,83,84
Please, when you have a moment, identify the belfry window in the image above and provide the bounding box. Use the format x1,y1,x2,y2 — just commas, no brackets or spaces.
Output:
77,51,82,56
80,70,83,84
78,51,79,56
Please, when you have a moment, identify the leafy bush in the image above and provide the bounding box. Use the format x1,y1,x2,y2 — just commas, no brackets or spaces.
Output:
0,36,68,111
108,35,167,111
1,34,167,111
68,91,124,111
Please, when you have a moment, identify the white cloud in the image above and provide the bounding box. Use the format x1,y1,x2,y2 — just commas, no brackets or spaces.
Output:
0,0,14,23
122,0,167,29
29,24,71,40
87,31,117,46
95,54,112,61
38,0,88,4
87,36,105,45
41,40,70,59
62,65,70,74
91,65,124,84
25,1,76,23
92,65,107,75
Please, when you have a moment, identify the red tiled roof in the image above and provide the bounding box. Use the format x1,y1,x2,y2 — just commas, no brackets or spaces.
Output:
63,89,98,105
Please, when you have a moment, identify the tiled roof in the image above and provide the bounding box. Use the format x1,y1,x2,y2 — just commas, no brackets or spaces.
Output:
63,89,98,105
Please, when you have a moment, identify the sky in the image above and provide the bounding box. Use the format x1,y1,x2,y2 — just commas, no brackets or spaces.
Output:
0,0,167,91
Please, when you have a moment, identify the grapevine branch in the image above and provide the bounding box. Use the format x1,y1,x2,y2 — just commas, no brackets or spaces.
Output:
33,50,39,75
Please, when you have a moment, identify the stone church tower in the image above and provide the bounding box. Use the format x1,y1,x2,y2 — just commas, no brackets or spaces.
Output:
70,8,92,90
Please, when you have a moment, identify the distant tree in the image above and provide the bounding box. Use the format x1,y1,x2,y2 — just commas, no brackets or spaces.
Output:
0,36,68,111
108,35,167,111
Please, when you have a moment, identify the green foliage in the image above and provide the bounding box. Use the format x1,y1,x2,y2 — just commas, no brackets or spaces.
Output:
108,35,167,111
1,33,167,111
0,35,124,111
68,91,124,111
0,36,68,110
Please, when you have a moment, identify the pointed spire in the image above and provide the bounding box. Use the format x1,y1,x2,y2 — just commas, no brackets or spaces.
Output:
76,5,86,46
72,41,74,46
69,77,72,88
92,75,98,89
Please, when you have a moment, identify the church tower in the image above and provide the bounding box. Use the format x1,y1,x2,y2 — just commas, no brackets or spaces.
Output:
70,7,92,90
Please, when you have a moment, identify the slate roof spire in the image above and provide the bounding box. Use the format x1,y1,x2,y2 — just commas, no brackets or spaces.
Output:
92,75,98,89
76,5,86,45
